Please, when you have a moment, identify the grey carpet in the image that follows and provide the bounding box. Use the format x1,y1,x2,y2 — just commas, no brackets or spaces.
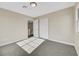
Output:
30,40,77,56
0,40,77,56
0,43,29,56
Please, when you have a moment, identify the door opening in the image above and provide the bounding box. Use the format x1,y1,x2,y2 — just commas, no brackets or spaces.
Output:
28,21,33,37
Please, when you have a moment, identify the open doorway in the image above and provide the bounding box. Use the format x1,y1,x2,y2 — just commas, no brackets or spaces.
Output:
28,21,33,37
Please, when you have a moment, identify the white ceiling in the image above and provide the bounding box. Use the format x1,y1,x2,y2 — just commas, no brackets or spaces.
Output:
0,2,76,18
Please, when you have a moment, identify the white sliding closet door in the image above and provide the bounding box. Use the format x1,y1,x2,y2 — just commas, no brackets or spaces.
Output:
33,19,39,37
39,17,48,39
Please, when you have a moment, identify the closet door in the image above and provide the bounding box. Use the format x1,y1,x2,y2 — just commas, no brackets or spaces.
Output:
39,17,48,39
33,19,39,37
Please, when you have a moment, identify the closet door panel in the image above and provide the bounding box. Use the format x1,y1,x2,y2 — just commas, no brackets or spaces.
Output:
39,17,48,39
33,19,39,37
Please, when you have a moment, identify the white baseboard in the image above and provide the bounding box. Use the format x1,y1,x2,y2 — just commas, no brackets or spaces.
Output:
48,39,74,46
0,39,25,47
37,36,74,46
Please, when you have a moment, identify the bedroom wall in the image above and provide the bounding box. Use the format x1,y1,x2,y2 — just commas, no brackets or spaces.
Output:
38,7,75,45
0,8,32,46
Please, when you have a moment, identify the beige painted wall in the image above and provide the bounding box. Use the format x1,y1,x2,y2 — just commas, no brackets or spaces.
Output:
0,8,32,46
38,7,75,45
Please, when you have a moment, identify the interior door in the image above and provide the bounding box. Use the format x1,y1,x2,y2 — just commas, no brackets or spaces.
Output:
39,17,48,39
33,19,39,37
